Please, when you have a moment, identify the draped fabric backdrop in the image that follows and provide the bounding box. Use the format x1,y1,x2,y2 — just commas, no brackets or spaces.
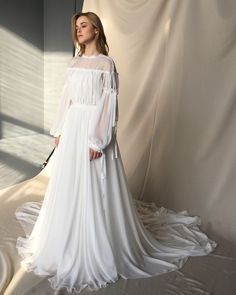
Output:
1,1,236,294
83,0,236,243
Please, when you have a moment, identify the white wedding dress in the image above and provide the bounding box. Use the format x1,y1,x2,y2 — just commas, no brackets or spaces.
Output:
15,53,217,293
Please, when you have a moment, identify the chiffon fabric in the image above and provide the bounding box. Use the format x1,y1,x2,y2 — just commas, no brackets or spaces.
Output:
15,53,217,293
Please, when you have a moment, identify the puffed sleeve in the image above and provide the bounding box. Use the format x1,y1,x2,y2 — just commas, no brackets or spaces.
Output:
49,72,72,137
88,60,119,152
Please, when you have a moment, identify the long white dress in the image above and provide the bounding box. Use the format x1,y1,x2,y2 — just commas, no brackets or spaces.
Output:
15,53,217,294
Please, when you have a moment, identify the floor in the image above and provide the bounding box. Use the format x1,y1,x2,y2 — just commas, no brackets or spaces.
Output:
0,134,54,190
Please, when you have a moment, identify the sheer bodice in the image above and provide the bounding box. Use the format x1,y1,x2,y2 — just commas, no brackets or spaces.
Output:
49,53,119,153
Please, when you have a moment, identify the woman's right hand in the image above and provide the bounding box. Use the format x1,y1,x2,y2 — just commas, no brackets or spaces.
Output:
55,135,61,147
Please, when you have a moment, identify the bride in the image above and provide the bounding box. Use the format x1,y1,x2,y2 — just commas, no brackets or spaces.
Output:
15,11,217,294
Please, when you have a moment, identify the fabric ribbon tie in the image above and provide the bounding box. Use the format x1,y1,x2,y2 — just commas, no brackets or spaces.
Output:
100,153,106,199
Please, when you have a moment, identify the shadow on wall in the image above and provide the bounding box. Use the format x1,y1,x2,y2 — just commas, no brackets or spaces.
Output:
0,25,44,140
0,0,80,177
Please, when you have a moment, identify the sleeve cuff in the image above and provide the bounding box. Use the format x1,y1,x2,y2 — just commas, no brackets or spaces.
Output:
88,143,103,153
49,129,61,137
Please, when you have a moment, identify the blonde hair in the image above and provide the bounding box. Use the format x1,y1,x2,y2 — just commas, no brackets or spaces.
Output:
71,11,109,56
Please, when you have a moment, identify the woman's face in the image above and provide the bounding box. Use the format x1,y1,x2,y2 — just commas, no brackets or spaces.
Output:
76,16,98,45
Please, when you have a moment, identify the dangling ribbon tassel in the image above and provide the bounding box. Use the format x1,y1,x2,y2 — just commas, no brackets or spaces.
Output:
111,125,118,160
100,153,106,199
114,141,118,159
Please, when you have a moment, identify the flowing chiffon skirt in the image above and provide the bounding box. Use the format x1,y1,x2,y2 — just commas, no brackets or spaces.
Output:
15,102,217,293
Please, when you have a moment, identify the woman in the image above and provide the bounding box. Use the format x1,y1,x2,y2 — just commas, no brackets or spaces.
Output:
15,11,217,294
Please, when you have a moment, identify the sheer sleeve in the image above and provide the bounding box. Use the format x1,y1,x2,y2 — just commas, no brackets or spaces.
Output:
88,60,119,152
49,74,72,138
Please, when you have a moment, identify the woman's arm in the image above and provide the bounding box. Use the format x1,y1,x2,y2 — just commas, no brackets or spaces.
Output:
49,83,72,138
88,59,119,153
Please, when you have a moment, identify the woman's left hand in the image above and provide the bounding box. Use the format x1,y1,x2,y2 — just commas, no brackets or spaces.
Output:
89,148,103,161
